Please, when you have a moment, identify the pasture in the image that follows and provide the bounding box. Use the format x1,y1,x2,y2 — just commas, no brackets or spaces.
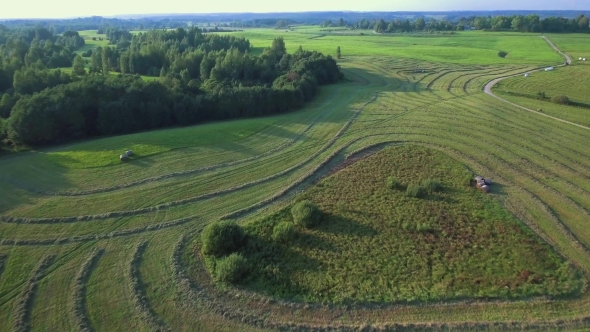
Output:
1,29,590,331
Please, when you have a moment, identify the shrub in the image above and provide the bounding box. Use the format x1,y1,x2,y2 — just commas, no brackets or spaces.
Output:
421,178,443,192
536,91,546,100
551,95,570,105
215,253,249,283
405,185,426,198
498,51,508,58
291,200,321,228
272,222,296,243
386,176,401,190
201,221,246,256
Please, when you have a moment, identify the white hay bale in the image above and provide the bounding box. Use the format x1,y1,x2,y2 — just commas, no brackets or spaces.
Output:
126,150,133,157
580,57,583,60
484,178,493,185
481,185,489,193
524,73,529,77
120,154,128,161
584,58,587,61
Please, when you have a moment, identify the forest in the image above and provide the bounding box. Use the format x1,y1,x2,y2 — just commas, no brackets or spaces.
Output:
0,26,341,148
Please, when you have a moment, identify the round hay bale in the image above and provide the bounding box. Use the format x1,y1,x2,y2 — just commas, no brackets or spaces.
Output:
120,154,128,161
484,178,493,185
481,185,489,193
580,57,583,60
126,150,133,157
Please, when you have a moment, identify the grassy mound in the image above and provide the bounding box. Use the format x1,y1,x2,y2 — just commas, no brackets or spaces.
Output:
204,146,581,304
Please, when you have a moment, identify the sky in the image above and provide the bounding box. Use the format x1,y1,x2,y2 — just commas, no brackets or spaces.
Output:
1,0,588,19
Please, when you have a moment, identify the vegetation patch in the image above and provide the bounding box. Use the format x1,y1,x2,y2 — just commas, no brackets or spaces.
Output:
201,146,582,304
551,95,570,105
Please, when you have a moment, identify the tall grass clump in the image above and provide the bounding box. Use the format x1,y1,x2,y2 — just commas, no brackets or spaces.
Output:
215,253,249,284
272,222,296,243
421,178,443,192
201,221,246,256
551,95,570,105
386,176,402,190
405,185,426,198
291,200,321,228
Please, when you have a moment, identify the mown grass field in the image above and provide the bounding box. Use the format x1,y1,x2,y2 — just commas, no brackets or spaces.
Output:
1,29,590,331
492,34,590,127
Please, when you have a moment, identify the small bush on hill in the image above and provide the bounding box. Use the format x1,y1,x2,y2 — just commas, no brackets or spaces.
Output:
201,221,246,256
422,178,443,192
215,253,249,283
291,200,321,228
272,222,296,243
498,51,508,58
386,176,402,190
536,91,546,100
406,185,426,198
551,95,570,105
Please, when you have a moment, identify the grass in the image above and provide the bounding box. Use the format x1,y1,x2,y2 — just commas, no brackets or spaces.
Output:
201,146,582,304
0,30,590,330
493,64,590,126
227,29,562,64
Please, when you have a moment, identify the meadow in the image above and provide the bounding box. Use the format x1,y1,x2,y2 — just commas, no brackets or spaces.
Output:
198,146,581,304
1,29,590,331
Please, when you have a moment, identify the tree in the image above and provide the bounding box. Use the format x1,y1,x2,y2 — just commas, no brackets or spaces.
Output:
336,46,342,59
414,18,426,31
90,47,102,73
375,19,387,33
578,15,590,31
338,18,345,27
512,16,523,31
101,46,112,75
73,54,86,76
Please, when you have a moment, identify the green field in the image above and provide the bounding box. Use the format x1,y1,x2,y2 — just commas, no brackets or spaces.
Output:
199,145,581,304
228,29,562,64
491,35,590,127
1,29,590,331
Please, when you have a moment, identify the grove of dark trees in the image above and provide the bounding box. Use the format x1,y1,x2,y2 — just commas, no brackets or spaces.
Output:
0,26,342,148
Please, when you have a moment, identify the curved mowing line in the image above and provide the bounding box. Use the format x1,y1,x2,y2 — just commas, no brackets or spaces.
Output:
11,255,55,332
483,36,590,132
0,96,380,244
6,79,361,197
413,105,590,174
128,241,171,332
174,225,589,331
0,93,379,224
357,132,590,249
71,248,104,332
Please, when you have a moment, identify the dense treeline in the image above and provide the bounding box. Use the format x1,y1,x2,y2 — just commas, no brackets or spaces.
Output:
0,26,83,94
0,26,341,147
347,14,590,33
